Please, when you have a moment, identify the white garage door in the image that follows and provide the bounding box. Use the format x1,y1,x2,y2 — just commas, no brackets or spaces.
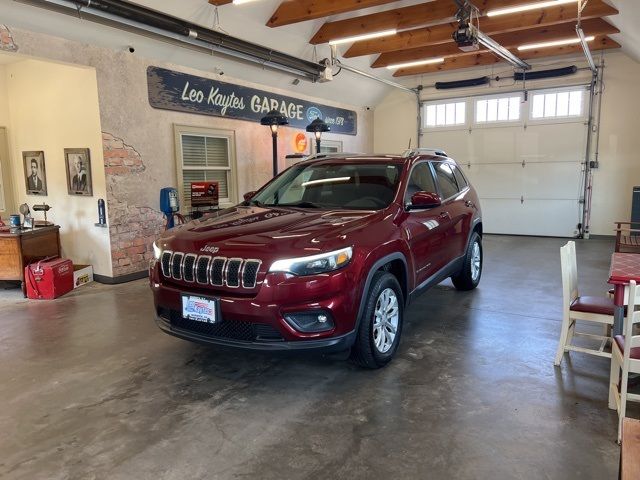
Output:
421,86,590,237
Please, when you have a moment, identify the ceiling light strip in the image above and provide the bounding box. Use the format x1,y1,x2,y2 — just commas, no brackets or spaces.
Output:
518,36,594,51
329,29,397,46
487,0,577,17
386,57,445,70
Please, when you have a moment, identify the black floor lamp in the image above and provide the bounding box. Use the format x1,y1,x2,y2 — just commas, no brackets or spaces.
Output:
306,117,330,154
260,109,289,177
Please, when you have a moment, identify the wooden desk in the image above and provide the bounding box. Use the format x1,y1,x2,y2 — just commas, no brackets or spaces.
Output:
0,226,61,284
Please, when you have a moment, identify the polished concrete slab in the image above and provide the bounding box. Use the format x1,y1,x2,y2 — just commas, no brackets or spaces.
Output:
0,235,624,479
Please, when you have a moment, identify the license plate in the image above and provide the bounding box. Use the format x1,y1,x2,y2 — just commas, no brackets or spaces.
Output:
181,295,217,324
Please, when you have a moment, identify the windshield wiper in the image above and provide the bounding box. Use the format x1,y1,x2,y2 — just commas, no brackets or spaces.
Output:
248,200,267,207
278,201,321,209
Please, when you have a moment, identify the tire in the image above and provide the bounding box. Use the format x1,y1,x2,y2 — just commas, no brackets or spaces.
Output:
451,232,482,291
350,271,404,369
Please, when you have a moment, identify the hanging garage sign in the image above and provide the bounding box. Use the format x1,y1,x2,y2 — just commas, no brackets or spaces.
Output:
147,66,357,135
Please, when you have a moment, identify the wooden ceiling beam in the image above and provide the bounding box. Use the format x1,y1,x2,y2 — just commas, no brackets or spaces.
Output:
373,18,619,68
310,0,537,45
344,0,617,57
208,0,233,5
266,0,401,28
392,36,620,76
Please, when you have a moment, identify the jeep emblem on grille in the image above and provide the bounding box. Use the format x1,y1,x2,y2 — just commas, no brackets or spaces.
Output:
200,245,220,254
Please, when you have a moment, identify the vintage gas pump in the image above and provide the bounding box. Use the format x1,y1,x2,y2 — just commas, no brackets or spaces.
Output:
160,187,181,229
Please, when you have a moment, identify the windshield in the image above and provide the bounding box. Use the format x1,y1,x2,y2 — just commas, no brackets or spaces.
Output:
249,162,403,210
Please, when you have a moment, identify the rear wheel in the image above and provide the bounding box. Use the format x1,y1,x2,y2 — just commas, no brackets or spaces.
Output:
451,232,482,291
350,271,404,369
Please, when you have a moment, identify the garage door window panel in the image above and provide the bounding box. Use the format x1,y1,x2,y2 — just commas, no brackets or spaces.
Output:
475,95,522,125
423,101,466,130
530,88,586,122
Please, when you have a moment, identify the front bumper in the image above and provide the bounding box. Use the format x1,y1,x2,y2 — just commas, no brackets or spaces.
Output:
155,314,357,352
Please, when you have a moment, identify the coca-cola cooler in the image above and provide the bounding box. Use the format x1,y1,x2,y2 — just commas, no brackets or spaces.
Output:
25,258,74,300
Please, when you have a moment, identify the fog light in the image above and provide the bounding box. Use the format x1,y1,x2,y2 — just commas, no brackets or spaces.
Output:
284,311,334,333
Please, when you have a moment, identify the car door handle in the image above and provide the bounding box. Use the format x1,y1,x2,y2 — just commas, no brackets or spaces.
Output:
439,212,450,220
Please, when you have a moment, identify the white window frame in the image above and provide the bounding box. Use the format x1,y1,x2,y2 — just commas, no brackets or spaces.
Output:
422,100,468,131
174,124,238,209
473,92,524,127
528,85,589,124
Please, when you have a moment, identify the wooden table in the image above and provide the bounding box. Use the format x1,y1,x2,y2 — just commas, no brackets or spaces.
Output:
621,418,640,479
609,252,640,336
0,226,61,287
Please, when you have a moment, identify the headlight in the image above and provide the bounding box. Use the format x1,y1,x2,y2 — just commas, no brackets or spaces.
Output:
269,247,353,276
152,241,162,260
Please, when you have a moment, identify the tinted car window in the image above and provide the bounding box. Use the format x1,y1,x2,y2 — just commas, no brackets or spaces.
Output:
434,162,459,199
251,162,402,210
452,164,468,189
405,162,437,204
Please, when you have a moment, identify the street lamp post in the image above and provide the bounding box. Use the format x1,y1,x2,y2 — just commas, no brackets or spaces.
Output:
260,109,289,177
306,117,330,154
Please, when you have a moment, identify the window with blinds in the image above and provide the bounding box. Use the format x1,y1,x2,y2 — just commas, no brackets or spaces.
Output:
179,133,233,208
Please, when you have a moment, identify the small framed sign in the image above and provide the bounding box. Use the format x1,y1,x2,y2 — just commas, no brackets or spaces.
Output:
65,148,93,196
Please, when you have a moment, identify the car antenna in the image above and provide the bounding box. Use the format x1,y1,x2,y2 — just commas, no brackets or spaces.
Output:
407,138,412,149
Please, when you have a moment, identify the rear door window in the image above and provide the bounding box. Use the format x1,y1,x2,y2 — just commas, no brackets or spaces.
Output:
433,162,459,199
452,164,468,190
405,162,437,204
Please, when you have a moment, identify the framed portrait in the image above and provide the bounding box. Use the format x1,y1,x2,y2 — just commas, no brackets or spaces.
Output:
64,148,93,196
23,151,47,196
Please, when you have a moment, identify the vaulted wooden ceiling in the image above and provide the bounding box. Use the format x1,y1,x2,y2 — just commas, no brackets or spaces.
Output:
211,0,621,78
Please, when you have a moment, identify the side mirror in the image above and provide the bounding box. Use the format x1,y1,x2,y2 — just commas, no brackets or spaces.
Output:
408,191,441,210
243,191,257,201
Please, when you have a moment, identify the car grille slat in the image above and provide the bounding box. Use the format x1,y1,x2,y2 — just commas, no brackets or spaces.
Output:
226,259,243,288
160,251,260,290
183,254,196,283
196,256,211,284
171,252,184,280
242,260,261,289
161,251,172,278
211,258,226,286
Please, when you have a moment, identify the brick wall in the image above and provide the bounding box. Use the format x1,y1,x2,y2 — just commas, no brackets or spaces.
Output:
0,25,18,52
102,132,164,277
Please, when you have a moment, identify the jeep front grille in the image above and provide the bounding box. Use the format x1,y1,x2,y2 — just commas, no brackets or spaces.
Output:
160,251,261,289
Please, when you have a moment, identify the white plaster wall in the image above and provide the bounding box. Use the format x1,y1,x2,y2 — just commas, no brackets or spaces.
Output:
373,51,640,236
590,52,640,235
4,59,112,275
0,64,9,125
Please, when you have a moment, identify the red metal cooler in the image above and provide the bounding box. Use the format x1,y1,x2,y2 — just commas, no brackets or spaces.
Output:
25,258,74,300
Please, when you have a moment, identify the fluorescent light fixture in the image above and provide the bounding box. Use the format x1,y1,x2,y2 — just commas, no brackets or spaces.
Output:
329,29,397,46
233,0,262,4
386,57,445,70
518,36,594,51
487,0,577,17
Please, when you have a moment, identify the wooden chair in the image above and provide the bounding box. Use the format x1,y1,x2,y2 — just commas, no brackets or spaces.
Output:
609,281,640,444
554,241,615,366
615,222,640,253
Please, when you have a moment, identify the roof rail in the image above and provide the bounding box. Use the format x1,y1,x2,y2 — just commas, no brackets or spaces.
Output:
303,152,363,161
401,148,448,158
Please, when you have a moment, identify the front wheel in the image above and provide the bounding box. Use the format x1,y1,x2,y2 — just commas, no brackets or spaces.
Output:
451,232,482,291
350,271,404,369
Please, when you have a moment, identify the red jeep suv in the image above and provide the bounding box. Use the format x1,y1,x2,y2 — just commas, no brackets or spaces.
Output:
150,149,482,368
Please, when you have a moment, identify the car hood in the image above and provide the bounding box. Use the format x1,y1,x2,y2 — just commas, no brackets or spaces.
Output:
158,205,385,257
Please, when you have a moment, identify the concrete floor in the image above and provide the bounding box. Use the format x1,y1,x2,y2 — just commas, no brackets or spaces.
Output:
0,235,625,479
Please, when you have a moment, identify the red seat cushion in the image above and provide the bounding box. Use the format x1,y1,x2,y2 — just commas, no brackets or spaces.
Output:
614,335,640,359
570,296,616,316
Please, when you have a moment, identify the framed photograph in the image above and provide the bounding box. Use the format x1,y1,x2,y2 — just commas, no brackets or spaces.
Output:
64,148,93,196
23,151,47,196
